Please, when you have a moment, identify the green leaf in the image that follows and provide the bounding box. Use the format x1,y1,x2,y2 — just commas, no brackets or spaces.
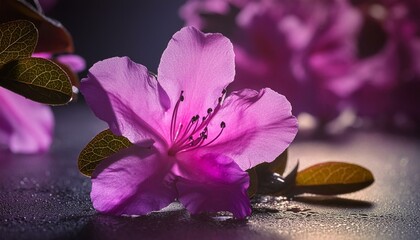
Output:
52,59,80,101
0,0,74,53
295,162,374,195
78,129,133,177
0,20,37,65
0,57,73,105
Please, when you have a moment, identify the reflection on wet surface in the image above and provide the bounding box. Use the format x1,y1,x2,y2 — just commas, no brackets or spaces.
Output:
79,206,283,240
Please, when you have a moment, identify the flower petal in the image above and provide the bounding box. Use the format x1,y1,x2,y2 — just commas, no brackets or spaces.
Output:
56,54,86,73
175,153,251,219
158,27,235,125
80,57,170,147
192,88,298,170
91,146,177,215
0,88,53,153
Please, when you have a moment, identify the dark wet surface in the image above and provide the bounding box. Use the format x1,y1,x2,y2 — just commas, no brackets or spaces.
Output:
1,103,420,240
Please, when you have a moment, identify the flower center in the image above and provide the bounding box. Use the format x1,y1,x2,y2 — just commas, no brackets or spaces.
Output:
167,90,226,156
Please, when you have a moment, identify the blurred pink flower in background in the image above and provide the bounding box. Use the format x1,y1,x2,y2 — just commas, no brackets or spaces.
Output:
0,88,53,154
181,0,420,132
347,0,420,129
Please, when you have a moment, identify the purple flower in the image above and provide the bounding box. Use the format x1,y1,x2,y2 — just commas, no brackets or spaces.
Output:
181,0,420,130
181,0,362,122
0,88,53,153
80,27,297,218
345,0,420,128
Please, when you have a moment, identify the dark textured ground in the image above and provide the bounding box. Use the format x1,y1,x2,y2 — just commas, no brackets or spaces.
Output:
0,104,419,240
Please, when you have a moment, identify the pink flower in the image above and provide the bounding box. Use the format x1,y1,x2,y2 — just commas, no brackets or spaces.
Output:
181,0,420,130
0,88,53,153
80,27,297,218
345,0,420,128
181,0,363,123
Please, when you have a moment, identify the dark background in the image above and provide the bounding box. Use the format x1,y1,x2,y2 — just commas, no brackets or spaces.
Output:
48,0,186,76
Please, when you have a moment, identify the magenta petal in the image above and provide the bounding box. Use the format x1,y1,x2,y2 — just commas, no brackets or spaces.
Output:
196,88,297,170
91,146,177,215
80,57,169,146
175,153,251,219
31,52,52,59
158,27,235,124
56,54,86,73
0,88,53,153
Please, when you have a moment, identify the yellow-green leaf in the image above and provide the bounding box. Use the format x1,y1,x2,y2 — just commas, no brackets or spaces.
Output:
78,129,133,177
295,162,374,195
0,20,37,65
52,59,80,101
0,57,72,105
0,0,73,53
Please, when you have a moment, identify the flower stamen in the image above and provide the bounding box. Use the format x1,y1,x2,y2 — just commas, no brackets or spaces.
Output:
200,121,226,148
168,91,227,156
170,91,184,142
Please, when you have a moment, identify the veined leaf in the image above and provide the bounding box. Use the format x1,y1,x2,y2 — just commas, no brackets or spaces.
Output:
78,129,133,177
52,59,80,88
0,20,37,65
0,57,72,105
0,0,73,53
52,59,80,101
295,162,374,195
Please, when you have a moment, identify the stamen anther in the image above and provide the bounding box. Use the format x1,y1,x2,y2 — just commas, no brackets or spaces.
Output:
169,91,227,155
